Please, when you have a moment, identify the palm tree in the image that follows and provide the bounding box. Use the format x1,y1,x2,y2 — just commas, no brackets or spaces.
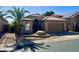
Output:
6,7,29,44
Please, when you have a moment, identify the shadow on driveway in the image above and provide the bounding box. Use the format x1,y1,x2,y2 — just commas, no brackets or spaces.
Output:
5,39,50,52
49,32,79,36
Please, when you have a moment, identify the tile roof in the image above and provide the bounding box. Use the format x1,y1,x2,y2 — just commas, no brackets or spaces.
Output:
21,18,33,21
63,11,79,18
42,16,67,21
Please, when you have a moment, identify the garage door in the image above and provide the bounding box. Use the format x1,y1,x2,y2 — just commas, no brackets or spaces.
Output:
47,22,64,33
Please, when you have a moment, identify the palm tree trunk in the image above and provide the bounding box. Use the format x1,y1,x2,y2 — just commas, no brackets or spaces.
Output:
15,26,21,45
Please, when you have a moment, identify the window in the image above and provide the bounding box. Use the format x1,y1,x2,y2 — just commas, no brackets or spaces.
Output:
73,22,76,28
25,23,30,31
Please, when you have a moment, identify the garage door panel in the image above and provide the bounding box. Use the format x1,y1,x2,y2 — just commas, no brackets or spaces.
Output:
47,23,64,32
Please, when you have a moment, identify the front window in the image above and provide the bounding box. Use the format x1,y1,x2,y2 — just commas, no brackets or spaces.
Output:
73,22,76,28
25,23,30,31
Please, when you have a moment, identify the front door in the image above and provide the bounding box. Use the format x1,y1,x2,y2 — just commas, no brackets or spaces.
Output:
33,19,43,33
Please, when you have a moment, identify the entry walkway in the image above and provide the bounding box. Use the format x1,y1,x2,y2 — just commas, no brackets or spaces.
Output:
0,33,16,47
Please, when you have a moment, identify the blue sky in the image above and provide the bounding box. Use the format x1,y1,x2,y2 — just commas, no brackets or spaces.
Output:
1,6,79,23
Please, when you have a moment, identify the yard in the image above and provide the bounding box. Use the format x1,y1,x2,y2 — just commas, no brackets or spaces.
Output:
0,32,79,52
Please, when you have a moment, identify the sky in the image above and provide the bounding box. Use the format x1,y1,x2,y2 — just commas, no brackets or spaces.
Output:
1,6,79,23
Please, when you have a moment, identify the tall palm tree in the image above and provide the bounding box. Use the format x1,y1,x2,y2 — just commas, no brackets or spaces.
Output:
6,7,29,43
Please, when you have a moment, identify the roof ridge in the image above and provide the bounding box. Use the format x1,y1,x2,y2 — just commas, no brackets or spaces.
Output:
42,16,49,20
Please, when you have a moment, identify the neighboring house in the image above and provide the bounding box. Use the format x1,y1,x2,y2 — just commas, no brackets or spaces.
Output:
63,12,79,31
0,17,8,33
21,12,79,33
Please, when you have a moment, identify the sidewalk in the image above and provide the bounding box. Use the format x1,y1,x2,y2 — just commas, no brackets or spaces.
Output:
0,33,7,44
34,35,79,43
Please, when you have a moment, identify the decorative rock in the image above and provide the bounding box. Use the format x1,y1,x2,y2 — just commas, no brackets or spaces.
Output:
36,30,46,35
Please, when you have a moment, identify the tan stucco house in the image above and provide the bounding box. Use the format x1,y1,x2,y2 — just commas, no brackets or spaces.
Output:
0,17,8,32
43,16,68,33
21,12,79,33
21,14,45,33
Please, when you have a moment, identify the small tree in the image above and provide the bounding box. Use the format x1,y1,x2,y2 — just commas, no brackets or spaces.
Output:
42,10,55,16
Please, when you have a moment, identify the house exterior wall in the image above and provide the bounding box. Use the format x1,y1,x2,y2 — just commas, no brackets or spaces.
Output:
0,19,8,32
67,15,79,31
21,20,33,33
0,23,2,32
44,20,67,33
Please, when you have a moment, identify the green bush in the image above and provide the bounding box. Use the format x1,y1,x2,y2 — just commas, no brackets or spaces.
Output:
68,29,75,32
8,25,15,33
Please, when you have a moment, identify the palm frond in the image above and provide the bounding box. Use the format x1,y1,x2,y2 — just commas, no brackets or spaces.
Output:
6,7,30,27
0,11,7,18
7,10,16,18
5,16,14,19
